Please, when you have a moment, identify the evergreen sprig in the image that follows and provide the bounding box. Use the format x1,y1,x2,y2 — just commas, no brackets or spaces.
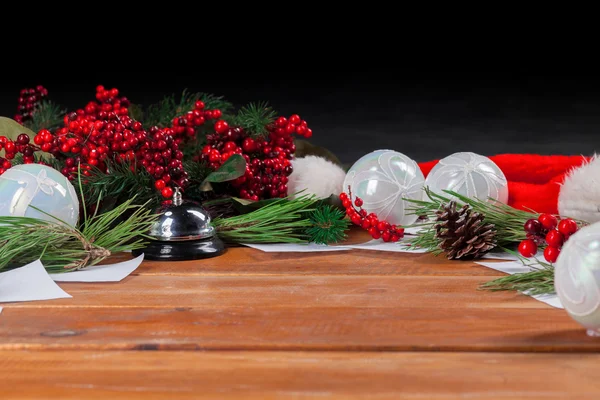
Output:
480,262,555,295
233,102,276,138
305,204,350,244
141,89,233,128
79,158,160,211
0,197,157,273
406,187,536,253
25,100,66,132
212,195,318,243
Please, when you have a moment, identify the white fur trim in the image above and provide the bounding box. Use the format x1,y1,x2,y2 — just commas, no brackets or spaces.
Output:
558,154,600,223
288,156,347,199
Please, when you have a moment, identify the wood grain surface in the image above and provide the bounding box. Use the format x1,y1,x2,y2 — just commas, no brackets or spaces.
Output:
1,228,599,399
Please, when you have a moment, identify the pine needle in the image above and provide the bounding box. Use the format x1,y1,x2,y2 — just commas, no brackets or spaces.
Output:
212,195,318,243
24,100,66,132
305,204,350,244
0,197,157,273
406,187,536,253
233,102,276,138
480,260,555,295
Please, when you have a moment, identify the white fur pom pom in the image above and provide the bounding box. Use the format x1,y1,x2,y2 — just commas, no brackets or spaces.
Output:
288,155,347,199
558,155,600,223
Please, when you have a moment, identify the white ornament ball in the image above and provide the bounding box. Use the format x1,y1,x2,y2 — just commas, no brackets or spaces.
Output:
0,164,79,227
288,156,347,199
343,149,424,226
555,221,600,337
425,152,508,204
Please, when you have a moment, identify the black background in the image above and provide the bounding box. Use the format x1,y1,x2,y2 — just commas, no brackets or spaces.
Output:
2,68,599,165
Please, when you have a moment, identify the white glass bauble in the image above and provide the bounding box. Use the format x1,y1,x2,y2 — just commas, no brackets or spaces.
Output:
342,149,424,226
555,221,600,337
0,164,79,227
425,152,508,204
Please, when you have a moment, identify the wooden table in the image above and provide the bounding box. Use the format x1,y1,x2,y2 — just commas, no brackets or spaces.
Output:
2,229,600,399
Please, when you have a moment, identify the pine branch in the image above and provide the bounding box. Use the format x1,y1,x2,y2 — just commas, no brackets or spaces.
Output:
24,100,66,132
182,160,214,201
480,261,555,295
79,158,160,211
212,195,318,243
305,204,351,244
0,197,157,273
406,187,537,254
233,102,276,138
141,89,233,128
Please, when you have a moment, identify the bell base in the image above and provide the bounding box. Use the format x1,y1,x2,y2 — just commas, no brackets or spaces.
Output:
132,236,225,261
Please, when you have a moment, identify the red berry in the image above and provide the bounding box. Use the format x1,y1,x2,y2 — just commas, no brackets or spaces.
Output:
382,231,392,242
289,114,301,125
524,219,542,235
4,142,15,153
518,239,538,258
161,186,174,198
543,246,560,263
361,219,371,229
342,199,352,209
214,120,229,134
339,192,348,201
154,179,166,190
545,230,564,248
377,221,389,232
538,213,558,231
354,197,363,207
351,214,362,225
558,218,578,236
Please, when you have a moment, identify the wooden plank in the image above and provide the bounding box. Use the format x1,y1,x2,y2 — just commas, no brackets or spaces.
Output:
2,350,599,399
0,306,592,352
133,249,505,277
1,274,549,309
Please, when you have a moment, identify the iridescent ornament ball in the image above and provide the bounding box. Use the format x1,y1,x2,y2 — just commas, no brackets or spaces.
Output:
425,152,509,204
342,149,425,226
555,220,600,337
0,164,79,227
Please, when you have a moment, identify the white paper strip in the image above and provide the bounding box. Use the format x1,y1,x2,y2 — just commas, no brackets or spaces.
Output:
0,260,72,304
0,307,3,314
481,250,544,262
49,254,144,282
242,243,352,253
344,239,428,253
475,260,563,309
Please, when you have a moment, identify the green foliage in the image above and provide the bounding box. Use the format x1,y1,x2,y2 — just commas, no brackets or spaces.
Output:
233,102,276,138
212,195,318,243
406,187,536,253
79,159,160,211
25,100,66,132
202,154,246,184
305,204,350,244
480,262,555,295
0,197,157,273
139,89,233,128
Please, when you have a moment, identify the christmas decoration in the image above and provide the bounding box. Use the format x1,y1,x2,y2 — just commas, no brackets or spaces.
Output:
288,155,346,199
407,188,534,257
0,164,79,227
431,201,496,260
343,149,425,226
424,152,508,204
555,220,600,337
340,190,405,242
517,215,580,263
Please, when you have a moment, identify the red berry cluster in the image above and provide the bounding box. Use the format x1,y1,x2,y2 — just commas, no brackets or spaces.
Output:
200,114,312,200
4,86,222,199
518,213,579,263
339,190,405,242
14,85,48,124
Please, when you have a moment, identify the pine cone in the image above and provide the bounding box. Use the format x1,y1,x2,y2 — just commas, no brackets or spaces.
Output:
434,201,497,260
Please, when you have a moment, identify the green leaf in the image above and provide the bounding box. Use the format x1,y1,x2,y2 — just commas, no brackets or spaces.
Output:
202,154,246,184
294,139,343,167
128,104,144,122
